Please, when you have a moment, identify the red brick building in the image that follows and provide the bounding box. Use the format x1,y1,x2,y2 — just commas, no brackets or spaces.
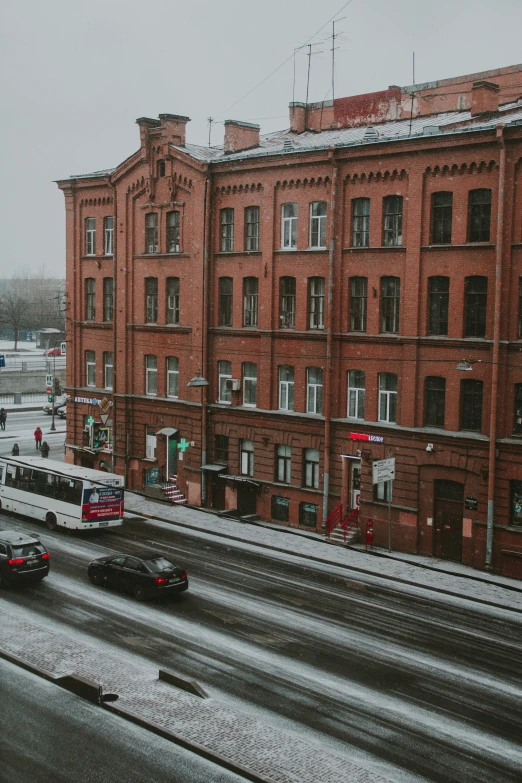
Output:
58,63,522,578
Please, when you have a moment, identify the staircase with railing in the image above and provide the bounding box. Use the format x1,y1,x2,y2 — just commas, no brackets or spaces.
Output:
162,476,187,505
324,504,360,545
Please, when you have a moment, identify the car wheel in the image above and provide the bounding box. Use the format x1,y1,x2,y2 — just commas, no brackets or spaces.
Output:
89,571,104,586
46,513,57,531
133,584,147,602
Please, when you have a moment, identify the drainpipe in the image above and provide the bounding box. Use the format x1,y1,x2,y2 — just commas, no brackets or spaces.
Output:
200,172,211,505
109,175,117,474
323,152,338,523
486,125,506,569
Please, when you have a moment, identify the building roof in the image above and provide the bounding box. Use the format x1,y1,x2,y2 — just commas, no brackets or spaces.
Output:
69,100,522,180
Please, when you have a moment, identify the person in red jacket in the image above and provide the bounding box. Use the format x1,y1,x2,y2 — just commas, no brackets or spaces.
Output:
34,426,43,450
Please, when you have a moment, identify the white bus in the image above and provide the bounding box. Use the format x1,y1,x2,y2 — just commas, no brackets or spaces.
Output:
0,457,124,531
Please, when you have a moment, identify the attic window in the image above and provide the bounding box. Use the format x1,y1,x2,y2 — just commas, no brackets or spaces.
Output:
157,160,166,177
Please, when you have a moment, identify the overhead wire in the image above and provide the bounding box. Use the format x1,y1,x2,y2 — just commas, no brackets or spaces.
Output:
213,0,355,120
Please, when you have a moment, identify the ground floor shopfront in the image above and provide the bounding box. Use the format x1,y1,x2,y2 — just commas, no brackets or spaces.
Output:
65,393,522,579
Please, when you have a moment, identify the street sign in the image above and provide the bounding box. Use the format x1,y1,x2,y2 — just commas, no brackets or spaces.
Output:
46,386,52,395
46,375,53,387
372,457,396,484
60,341,67,356
100,413,110,425
100,397,111,414
0,355,5,368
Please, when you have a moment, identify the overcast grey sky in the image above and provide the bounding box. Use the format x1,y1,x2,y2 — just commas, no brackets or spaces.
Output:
1,0,521,277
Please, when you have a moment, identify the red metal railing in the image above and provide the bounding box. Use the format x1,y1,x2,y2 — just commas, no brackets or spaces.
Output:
325,504,343,537
325,504,359,541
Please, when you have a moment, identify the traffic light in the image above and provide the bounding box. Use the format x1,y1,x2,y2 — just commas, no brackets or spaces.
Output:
48,394,53,402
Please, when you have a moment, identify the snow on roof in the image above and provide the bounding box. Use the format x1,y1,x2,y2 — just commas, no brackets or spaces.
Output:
69,101,522,179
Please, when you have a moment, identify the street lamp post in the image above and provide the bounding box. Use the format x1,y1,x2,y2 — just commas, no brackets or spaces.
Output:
50,351,56,432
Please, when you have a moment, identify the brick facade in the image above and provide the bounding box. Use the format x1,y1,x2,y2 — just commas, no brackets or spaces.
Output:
58,64,522,579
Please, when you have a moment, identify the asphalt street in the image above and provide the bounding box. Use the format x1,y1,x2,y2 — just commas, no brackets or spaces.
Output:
0,657,246,783
0,409,66,461
1,509,521,783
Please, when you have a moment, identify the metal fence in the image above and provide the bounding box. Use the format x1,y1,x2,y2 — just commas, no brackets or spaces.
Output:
0,393,47,405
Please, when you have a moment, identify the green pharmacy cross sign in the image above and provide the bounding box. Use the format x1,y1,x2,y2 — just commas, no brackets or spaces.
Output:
177,438,190,453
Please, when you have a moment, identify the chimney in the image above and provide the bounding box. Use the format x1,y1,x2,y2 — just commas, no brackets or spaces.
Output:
471,81,500,115
223,120,260,153
136,117,161,152
158,113,190,146
289,102,306,133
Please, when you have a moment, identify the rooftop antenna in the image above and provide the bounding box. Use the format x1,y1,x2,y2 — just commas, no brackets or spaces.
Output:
331,17,346,102
408,52,415,136
207,116,213,147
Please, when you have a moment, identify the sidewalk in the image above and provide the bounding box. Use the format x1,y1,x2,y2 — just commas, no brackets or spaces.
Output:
0,607,394,783
124,492,522,614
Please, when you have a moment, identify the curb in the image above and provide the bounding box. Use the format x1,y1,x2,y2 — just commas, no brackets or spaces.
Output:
127,503,522,615
0,647,278,783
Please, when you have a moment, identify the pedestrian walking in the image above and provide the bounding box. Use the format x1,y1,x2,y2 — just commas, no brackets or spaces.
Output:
11,443,19,456
41,441,50,458
34,426,43,450
0,408,6,430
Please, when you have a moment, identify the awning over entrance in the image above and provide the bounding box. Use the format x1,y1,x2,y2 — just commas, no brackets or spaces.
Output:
201,464,227,473
224,475,260,488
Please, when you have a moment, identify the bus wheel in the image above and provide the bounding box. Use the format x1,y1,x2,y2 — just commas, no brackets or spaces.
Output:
46,513,57,531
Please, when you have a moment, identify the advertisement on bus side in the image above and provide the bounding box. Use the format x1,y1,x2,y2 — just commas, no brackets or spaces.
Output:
82,486,123,520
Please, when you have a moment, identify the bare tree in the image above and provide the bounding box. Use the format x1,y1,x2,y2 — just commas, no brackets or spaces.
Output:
0,268,65,348
0,287,28,349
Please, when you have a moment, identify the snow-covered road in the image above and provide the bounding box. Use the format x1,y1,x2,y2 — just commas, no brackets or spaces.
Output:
1,510,521,782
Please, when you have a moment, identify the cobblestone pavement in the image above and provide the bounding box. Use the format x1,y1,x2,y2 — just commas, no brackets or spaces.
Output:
124,493,522,613
0,606,395,783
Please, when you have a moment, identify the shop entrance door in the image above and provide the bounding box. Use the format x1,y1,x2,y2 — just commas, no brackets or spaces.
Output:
237,484,257,516
210,476,226,510
434,480,464,561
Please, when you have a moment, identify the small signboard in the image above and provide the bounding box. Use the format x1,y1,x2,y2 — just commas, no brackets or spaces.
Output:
100,397,111,414
46,374,53,387
350,432,385,444
100,413,110,425
60,342,67,356
465,496,478,511
372,457,396,485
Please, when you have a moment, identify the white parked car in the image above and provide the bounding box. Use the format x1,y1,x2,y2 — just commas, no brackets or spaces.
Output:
57,405,66,419
43,395,66,415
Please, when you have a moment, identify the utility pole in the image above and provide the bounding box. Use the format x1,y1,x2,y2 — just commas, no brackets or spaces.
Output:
50,351,56,432
207,117,213,148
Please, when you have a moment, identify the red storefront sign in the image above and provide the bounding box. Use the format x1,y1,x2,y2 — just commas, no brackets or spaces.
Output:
349,432,384,443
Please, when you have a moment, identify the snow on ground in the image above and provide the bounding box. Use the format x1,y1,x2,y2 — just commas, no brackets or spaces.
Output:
124,495,522,615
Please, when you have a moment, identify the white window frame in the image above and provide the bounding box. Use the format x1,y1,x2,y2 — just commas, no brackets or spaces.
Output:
276,444,291,484
103,352,113,390
145,355,158,396
281,203,297,250
145,213,158,254
242,362,257,407
166,277,180,325
240,439,254,476
278,365,294,411
166,357,179,398
85,217,96,256
306,367,323,414
378,373,398,423
309,201,327,248
167,210,180,253
103,277,113,322
347,370,365,419
308,277,325,329
104,216,114,256
220,208,234,252
145,427,157,460
86,351,96,387
304,448,319,489
218,360,232,404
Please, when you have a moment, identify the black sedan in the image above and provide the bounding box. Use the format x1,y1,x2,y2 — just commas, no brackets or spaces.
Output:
88,551,188,601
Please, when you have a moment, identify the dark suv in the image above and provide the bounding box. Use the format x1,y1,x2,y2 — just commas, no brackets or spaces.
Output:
0,531,50,586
